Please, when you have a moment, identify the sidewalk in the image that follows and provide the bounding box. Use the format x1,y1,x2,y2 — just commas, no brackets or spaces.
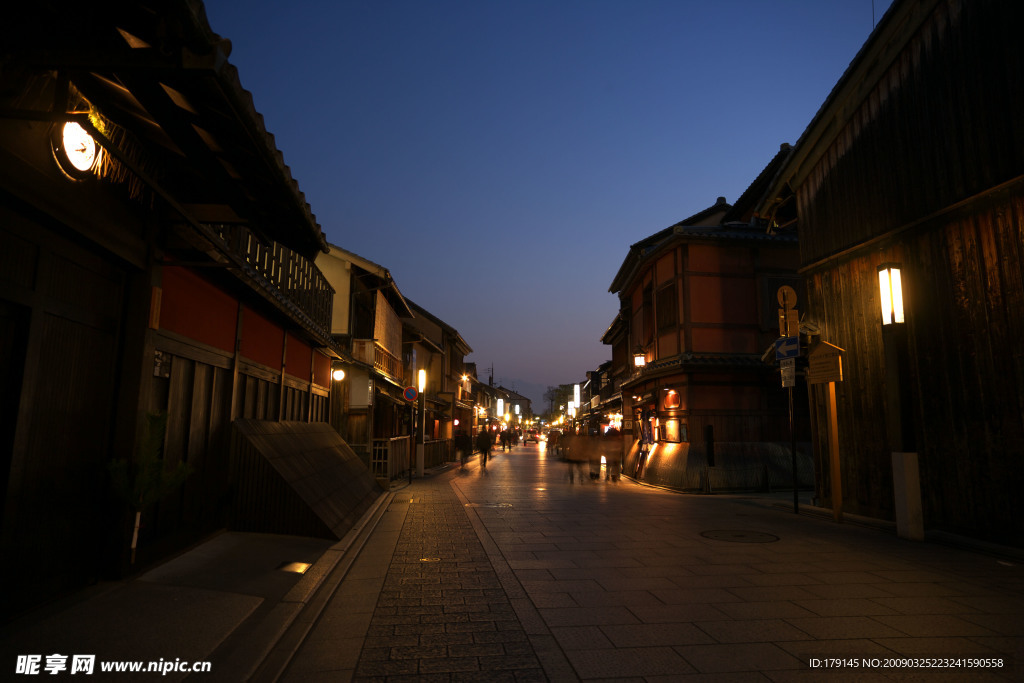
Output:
4,444,1023,681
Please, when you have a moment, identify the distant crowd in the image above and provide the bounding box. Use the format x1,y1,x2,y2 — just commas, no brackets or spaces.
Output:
454,426,623,483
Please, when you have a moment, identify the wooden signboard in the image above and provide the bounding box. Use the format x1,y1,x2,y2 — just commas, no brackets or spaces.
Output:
806,341,845,521
807,341,844,385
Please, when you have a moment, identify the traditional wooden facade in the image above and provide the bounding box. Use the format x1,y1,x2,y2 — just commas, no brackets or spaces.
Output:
607,172,807,489
404,299,473,445
317,244,413,466
606,140,806,485
0,2,346,615
757,0,1024,543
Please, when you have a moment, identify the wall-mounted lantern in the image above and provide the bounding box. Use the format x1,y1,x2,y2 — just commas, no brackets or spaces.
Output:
332,368,346,382
52,120,100,179
878,263,905,325
633,345,646,368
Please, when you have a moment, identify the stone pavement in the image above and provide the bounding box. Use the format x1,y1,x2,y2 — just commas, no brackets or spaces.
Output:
4,442,1022,681
272,444,1024,681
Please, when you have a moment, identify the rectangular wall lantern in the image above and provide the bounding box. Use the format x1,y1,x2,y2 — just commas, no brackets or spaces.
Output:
878,263,905,325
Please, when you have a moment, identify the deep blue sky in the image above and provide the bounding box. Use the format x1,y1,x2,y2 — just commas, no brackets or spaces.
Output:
204,0,892,408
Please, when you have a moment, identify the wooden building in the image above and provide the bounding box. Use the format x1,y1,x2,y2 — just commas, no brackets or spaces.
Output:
317,244,414,468
756,0,1024,544
606,167,807,490
404,299,474,447
0,2,353,615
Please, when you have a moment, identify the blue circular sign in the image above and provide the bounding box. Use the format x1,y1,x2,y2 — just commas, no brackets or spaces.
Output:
403,386,418,402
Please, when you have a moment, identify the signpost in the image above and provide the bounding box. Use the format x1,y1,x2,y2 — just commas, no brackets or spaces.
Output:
806,341,843,385
780,358,796,387
775,336,800,360
777,286,799,514
807,342,845,521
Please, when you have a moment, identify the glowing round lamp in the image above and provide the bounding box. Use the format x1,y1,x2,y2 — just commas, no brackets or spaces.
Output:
332,368,346,381
53,121,99,178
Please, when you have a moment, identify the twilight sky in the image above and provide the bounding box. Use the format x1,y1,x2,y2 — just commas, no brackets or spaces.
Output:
204,0,893,408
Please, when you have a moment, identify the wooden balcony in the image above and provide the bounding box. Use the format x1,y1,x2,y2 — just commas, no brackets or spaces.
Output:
212,224,334,338
352,339,403,382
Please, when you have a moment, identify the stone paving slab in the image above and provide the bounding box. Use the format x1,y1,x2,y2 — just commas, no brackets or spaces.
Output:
279,446,1024,681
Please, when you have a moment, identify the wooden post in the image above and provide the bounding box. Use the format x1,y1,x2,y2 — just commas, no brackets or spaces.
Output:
827,381,842,522
789,385,798,514
278,331,288,421
229,303,243,420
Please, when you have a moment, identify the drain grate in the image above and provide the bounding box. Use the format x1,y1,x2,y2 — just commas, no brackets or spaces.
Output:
701,530,779,543
464,502,513,508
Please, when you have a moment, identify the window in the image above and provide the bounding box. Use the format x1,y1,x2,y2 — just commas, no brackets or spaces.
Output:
656,283,677,331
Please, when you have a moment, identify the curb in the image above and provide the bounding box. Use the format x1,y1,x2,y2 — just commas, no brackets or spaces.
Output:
207,490,395,682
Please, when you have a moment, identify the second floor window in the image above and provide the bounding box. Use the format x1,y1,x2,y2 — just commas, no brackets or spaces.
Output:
656,283,677,332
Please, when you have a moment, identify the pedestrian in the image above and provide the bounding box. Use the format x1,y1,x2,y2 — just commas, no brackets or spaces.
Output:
475,429,492,470
456,429,471,470
586,432,603,480
565,431,587,483
604,427,621,482
547,429,561,457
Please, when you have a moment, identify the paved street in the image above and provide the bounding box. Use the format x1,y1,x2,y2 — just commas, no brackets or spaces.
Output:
275,443,1024,681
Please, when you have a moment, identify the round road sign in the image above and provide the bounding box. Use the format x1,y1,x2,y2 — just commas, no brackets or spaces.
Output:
403,386,418,402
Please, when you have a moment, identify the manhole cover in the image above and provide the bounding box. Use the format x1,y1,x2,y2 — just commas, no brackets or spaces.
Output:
701,530,779,543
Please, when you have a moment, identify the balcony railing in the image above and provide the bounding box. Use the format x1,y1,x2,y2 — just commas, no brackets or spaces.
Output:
352,339,403,381
212,224,334,337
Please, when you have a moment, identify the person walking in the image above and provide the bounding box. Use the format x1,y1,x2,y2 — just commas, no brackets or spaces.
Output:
475,429,492,470
456,429,471,470
604,426,622,482
564,430,586,483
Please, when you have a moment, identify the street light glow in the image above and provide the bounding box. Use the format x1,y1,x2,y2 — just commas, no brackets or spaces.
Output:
878,264,905,325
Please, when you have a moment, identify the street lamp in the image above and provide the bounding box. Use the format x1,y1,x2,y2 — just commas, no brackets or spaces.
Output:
416,369,427,477
878,263,905,325
878,261,920,539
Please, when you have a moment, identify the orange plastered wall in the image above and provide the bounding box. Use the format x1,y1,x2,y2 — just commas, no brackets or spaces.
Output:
688,244,753,273
286,332,312,382
688,275,756,324
159,267,237,354
691,383,760,410
313,352,331,388
691,327,757,353
240,306,283,369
